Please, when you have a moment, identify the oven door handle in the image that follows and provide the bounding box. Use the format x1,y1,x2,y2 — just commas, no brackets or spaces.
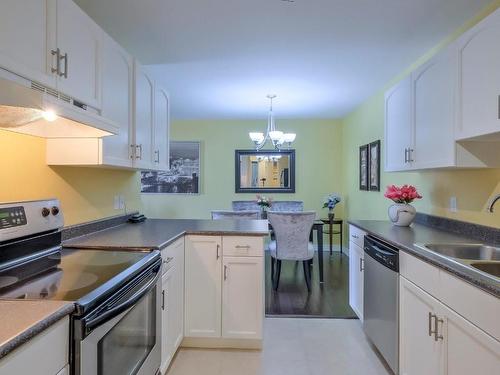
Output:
84,266,161,333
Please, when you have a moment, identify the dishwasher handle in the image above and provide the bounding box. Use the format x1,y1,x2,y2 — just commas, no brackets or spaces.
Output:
364,235,399,272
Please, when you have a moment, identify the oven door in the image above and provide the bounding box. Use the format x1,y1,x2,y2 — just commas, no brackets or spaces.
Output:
76,263,162,375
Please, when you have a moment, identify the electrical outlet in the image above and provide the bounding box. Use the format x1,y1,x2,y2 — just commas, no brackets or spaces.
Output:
118,195,125,210
449,196,457,212
113,195,121,210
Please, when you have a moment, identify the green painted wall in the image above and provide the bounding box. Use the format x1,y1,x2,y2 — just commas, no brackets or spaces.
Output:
341,2,500,229
141,119,344,220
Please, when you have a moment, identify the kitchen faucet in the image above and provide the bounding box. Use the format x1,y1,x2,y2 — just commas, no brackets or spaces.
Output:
487,194,500,213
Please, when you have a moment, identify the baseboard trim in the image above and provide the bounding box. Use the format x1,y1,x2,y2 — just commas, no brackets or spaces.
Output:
181,337,263,350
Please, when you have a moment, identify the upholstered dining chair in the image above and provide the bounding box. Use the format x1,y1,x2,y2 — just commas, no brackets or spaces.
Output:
211,210,260,220
267,211,316,292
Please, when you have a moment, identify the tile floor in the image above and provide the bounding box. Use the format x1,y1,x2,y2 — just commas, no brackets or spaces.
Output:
166,318,391,375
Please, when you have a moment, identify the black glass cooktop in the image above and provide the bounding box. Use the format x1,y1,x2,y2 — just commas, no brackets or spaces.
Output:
0,249,151,302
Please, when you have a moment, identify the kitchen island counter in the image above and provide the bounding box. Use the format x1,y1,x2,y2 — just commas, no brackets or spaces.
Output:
64,218,269,251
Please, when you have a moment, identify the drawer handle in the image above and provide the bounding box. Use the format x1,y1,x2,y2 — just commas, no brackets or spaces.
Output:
359,258,364,272
235,245,251,249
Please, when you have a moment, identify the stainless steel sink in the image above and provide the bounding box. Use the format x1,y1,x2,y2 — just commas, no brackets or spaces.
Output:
418,243,500,261
470,262,500,278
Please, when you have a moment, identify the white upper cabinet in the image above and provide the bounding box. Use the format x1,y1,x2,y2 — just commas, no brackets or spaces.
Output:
153,85,171,171
56,0,102,109
412,48,457,169
0,0,102,109
455,8,500,141
0,0,57,88
384,76,413,172
385,9,500,171
133,61,155,170
100,33,134,168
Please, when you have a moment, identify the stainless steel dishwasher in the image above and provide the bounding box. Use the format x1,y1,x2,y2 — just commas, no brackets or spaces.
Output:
363,235,399,374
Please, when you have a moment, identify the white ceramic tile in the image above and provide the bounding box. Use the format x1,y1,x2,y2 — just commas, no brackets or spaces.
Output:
166,318,391,375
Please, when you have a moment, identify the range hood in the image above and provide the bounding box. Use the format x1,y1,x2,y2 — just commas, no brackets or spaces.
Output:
0,69,118,138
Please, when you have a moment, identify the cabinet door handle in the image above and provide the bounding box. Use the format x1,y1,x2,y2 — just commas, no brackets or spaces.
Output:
51,48,61,75
224,265,228,280
497,95,500,120
359,258,364,272
59,52,68,78
130,144,135,159
404,148,408,163
351,234,359,239
154,150,160,163
428,312,433,337
161,290,165,310
135,144,142,160
434,315,444,341
408,148,414,163
216,244,220,259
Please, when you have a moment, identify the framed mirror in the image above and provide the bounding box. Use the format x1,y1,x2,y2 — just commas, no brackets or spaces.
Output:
235,149,295,193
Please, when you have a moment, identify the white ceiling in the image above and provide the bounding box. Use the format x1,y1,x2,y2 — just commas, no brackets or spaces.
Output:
75,0,492,120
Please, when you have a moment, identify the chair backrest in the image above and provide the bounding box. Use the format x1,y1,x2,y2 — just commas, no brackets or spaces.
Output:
268,211,316,260
232,201,260,211
270,201,304,212
211,210,260,220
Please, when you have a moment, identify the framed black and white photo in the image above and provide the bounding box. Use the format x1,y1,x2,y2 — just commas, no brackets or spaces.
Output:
359,144,369,191
141,141,200,194
369,140,381,191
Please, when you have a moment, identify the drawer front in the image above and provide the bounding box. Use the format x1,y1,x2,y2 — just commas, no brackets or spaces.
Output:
399,251,440,298
349,225,366,248
223,236,264,257
0,317,69,374
161,237,184,275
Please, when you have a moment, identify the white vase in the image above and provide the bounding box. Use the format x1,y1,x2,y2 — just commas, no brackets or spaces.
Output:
388,203,416,227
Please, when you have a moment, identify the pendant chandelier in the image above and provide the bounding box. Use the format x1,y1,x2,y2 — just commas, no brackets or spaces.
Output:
248,95,296,151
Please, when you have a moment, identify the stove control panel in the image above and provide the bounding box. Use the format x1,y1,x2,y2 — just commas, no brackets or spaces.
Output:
0,199,63,243
0,206,27,229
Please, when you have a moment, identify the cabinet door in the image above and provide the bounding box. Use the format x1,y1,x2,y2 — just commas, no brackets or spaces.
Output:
385,76,414,171
184,236,222,338
161,269,174,372
0,0,57,88
56,0,102,108
153,85,170,171
441,302,500,375
169,239,184,351
222,256,263,340
412,48,457,169
456,9,500,140
133,61,155,170
399,277,443,375
100,34,133,167
348,242,364,321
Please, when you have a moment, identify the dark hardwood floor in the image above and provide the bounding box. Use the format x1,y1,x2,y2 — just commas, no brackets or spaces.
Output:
265,250,357,318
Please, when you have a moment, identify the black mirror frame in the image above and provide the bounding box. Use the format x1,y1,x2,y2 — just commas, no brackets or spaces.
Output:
235,149,296,194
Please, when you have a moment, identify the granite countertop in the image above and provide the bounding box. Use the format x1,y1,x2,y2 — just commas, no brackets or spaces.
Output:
0,300,74,360
348,220,500,298
63,218,270,251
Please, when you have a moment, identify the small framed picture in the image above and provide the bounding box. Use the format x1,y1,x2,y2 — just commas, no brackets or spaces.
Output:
369,140,381,191
359,144,369,191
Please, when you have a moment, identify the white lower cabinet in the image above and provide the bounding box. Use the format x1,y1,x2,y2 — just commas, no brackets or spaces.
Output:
184,235,222,338
0,317,69,375
160,237,184,373
222,256,263,339
400,276,500,375
161,267,173,372
184,235,264,347
348,225,366,321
